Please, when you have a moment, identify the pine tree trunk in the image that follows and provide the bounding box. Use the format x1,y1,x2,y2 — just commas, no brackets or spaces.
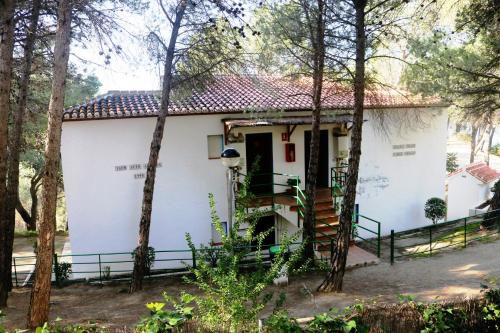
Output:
129,2,186,293
303,0,326,261
2,0,42,296
0,0,17,308
485,125,495,166
470,124,478,163
318,0,366,293
26,0,72,327
16,198,35,231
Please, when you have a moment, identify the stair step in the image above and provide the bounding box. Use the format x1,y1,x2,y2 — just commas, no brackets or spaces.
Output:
315,221,339,230
316,211,338,221
316,234,336,242
290,201,334,212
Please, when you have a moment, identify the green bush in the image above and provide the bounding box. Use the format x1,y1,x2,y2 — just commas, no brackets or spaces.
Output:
424,198,447,224
490,144,500,157
264,310,301,333
55,262,72,283
131,246,156,274
446,153,459,173
135,293,194,333
0,311,5,333
481,287,500,332
182,172,302,332
34,320,107,333
306,304,368,333
419,303,466,333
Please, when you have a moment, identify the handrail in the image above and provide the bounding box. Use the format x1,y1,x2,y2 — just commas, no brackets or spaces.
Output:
352,206,382,258
234,171,337,253
330,165,347,212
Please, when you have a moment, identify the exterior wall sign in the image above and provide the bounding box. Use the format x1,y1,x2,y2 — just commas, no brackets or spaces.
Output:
392,144,416,157
114,162,163,179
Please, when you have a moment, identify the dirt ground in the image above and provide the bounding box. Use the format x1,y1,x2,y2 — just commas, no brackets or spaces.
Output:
3,240,500,331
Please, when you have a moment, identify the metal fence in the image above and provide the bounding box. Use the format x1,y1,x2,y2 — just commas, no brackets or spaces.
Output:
12,241,333,287
389,209,500,264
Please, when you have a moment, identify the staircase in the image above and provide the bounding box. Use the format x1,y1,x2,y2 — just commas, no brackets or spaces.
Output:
291,188,339,252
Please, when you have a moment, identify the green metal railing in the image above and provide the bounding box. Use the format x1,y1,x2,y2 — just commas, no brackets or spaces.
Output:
236,171,338,254
236,171,306,228
389,209,500,264
330,165,347,212
352,204,382,258
11,240,339,287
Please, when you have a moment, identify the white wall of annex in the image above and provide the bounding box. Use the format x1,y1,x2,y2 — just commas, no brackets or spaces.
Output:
447,173,492,221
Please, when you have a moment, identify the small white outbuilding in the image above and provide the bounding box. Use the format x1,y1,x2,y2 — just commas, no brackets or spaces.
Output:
447,162,500,220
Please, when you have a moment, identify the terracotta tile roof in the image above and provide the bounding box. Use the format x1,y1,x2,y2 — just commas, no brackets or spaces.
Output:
448,162,500,184
63,75,445,121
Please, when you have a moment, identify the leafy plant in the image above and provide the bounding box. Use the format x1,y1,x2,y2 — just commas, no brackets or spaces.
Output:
55,262,72,284
0,311,5,333
183,172,302,332
419,303,466,333
135,293,194,333
306,304,368,333
102,266,111,280
481,287,500,332
35,320,107,333
264,310,301,333
446,153,459,173
131,246,155,274
424,198,447,224
489,144,500,157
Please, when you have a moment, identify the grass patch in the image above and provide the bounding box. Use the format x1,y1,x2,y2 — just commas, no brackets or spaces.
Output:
14,230,37,238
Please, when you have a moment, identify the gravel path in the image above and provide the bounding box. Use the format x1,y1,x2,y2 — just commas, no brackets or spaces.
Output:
3,240,500,331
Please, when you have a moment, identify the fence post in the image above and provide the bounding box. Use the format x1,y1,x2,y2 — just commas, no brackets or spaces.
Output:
192,249,197,269
390,230,394,265
354,204,359,224
463,217,467,248
98,254,102,283
377,222,381,258
53,253,59,286
429,228,432,256
13,257,18,287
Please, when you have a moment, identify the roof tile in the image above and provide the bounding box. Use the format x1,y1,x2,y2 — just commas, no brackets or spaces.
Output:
63,75,444,121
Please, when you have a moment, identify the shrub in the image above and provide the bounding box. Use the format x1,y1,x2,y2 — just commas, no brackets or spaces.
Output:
182,173,302,332
446,153,459,173
306,304,368,333
481,287,500,332
419,303,466,333
0,311,5,333
424,198,447,224
131,246,155,274
35,320,107,333
490,144,500,157
264,310,301,333
55,262,72,285
135,293,194,333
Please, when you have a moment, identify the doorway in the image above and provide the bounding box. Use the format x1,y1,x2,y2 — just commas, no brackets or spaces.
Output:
252,215,276,248
245,133,273,195
305,130,329,188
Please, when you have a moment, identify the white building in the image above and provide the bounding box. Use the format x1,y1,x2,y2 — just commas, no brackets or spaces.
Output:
60,76,448,274
447,162,500,220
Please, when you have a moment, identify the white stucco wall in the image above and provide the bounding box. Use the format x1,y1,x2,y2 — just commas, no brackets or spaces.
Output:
356,108,448,234
61,107,447,275
447,172,492,221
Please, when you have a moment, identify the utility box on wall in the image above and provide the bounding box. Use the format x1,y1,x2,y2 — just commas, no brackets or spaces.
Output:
285,143,296,162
